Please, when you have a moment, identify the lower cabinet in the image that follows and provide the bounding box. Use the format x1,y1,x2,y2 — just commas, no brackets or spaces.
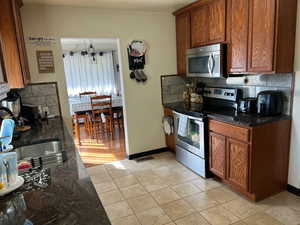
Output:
208,118,291,201
209,132,226,179
226,138,249,191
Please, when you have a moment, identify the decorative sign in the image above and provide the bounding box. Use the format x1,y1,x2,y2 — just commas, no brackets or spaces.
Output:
127,40,148,82
36,50,55,73
29,36,57,46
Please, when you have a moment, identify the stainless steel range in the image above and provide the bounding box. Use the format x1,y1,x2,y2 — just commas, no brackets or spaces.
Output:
173,87,241,178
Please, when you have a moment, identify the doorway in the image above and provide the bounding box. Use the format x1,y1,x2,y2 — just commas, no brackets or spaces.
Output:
60,38,126,167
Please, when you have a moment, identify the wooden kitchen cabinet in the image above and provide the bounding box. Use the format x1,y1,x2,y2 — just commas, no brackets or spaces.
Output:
208,0,226,43
190,0,226,47
208,118,291,201
226,138,249,191
227,0,297,74
247,0,275,73
164,108,176,152
191,4,209,47
0,0,30,88
176,12,191,75
209,132,226,179
175,0,297,75
227,0,249,73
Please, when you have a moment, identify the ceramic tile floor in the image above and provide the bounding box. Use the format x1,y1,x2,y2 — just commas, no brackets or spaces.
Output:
87,152,300,225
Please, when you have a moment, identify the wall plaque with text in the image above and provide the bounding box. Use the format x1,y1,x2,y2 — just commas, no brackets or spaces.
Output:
36,50,55,73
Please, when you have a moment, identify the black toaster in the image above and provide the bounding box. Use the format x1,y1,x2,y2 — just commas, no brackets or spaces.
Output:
257,91,284,116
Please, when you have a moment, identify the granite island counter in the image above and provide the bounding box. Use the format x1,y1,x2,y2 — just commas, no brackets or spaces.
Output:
0,118,111,225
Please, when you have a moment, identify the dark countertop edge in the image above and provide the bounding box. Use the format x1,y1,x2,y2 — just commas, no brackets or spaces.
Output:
205,113,291,128
163,103,291,128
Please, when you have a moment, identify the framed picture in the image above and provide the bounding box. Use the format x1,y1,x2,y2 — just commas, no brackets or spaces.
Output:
36,50,55,73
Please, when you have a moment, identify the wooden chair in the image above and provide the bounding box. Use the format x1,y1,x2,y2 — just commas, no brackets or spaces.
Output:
78,92,97,133
90,95,113,137
79,91,97,98
112,106,123,128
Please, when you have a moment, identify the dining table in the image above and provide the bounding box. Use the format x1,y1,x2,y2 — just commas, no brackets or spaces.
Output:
70,96,123,145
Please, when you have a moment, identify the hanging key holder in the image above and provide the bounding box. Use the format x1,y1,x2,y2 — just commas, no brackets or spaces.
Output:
127,40,148,82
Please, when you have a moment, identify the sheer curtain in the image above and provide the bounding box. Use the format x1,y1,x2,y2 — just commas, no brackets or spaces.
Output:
63,52,117,97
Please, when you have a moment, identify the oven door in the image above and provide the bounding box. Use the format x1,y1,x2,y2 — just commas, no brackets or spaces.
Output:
173,112,205,158
187,51,222,78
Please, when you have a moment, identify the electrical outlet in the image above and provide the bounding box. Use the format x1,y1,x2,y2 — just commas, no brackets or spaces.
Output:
42,106,49,117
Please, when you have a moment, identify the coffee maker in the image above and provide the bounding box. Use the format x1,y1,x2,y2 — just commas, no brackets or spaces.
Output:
1,90,21,120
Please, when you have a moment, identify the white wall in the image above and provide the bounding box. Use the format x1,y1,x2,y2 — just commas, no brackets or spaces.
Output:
289,2,300,188
21,5,177,155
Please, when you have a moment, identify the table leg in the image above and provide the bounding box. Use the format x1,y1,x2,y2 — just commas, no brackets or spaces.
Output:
75,113,81,146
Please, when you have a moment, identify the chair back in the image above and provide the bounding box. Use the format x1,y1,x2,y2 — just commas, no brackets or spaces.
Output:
91,95,112,119
79,91,97,99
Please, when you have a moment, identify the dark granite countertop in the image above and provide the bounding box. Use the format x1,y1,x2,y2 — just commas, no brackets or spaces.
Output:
0,118,111,225
164,102,291,127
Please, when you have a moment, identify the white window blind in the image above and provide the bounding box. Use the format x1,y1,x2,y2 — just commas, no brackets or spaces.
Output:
63,52,118,97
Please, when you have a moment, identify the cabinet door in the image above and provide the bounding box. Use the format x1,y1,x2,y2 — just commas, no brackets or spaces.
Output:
209,0,226,43
191,4,209,47
248,0,276,72
12,0,30,85
176,12,191,75
227,138,249,191
227,0,249,73
0,0,25,88
209,132,226,178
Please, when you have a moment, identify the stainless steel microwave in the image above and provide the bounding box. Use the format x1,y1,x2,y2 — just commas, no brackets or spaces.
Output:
186,43,225,78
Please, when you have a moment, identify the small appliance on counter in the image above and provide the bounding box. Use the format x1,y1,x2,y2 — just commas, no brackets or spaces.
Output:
1,90,21,119
239,98,257,114
257,91,284,116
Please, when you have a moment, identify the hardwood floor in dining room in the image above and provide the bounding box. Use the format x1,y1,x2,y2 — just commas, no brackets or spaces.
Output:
74,125,126,168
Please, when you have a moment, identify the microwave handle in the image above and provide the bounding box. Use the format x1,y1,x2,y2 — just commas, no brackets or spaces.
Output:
208,54,213,76
210,54,215,73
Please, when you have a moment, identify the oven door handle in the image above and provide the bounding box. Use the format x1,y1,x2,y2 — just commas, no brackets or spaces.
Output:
173,111,203,122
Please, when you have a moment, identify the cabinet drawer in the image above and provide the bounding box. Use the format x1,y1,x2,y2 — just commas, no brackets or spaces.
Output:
209,119,250,142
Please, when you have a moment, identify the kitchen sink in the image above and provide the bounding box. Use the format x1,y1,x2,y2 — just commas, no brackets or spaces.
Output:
14,139,66,168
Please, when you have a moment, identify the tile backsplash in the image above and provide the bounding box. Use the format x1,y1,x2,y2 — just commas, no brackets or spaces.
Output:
18,82,61,117
161,73,294,115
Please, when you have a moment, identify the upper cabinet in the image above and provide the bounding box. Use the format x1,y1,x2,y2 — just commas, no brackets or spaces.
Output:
208,0,226,44
174,0,297,75
176,12,191,75
190,0,226,48
228,0,297,74
227,0,249,73
174,0,226,75
191,4,209,47
0,0,30,88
